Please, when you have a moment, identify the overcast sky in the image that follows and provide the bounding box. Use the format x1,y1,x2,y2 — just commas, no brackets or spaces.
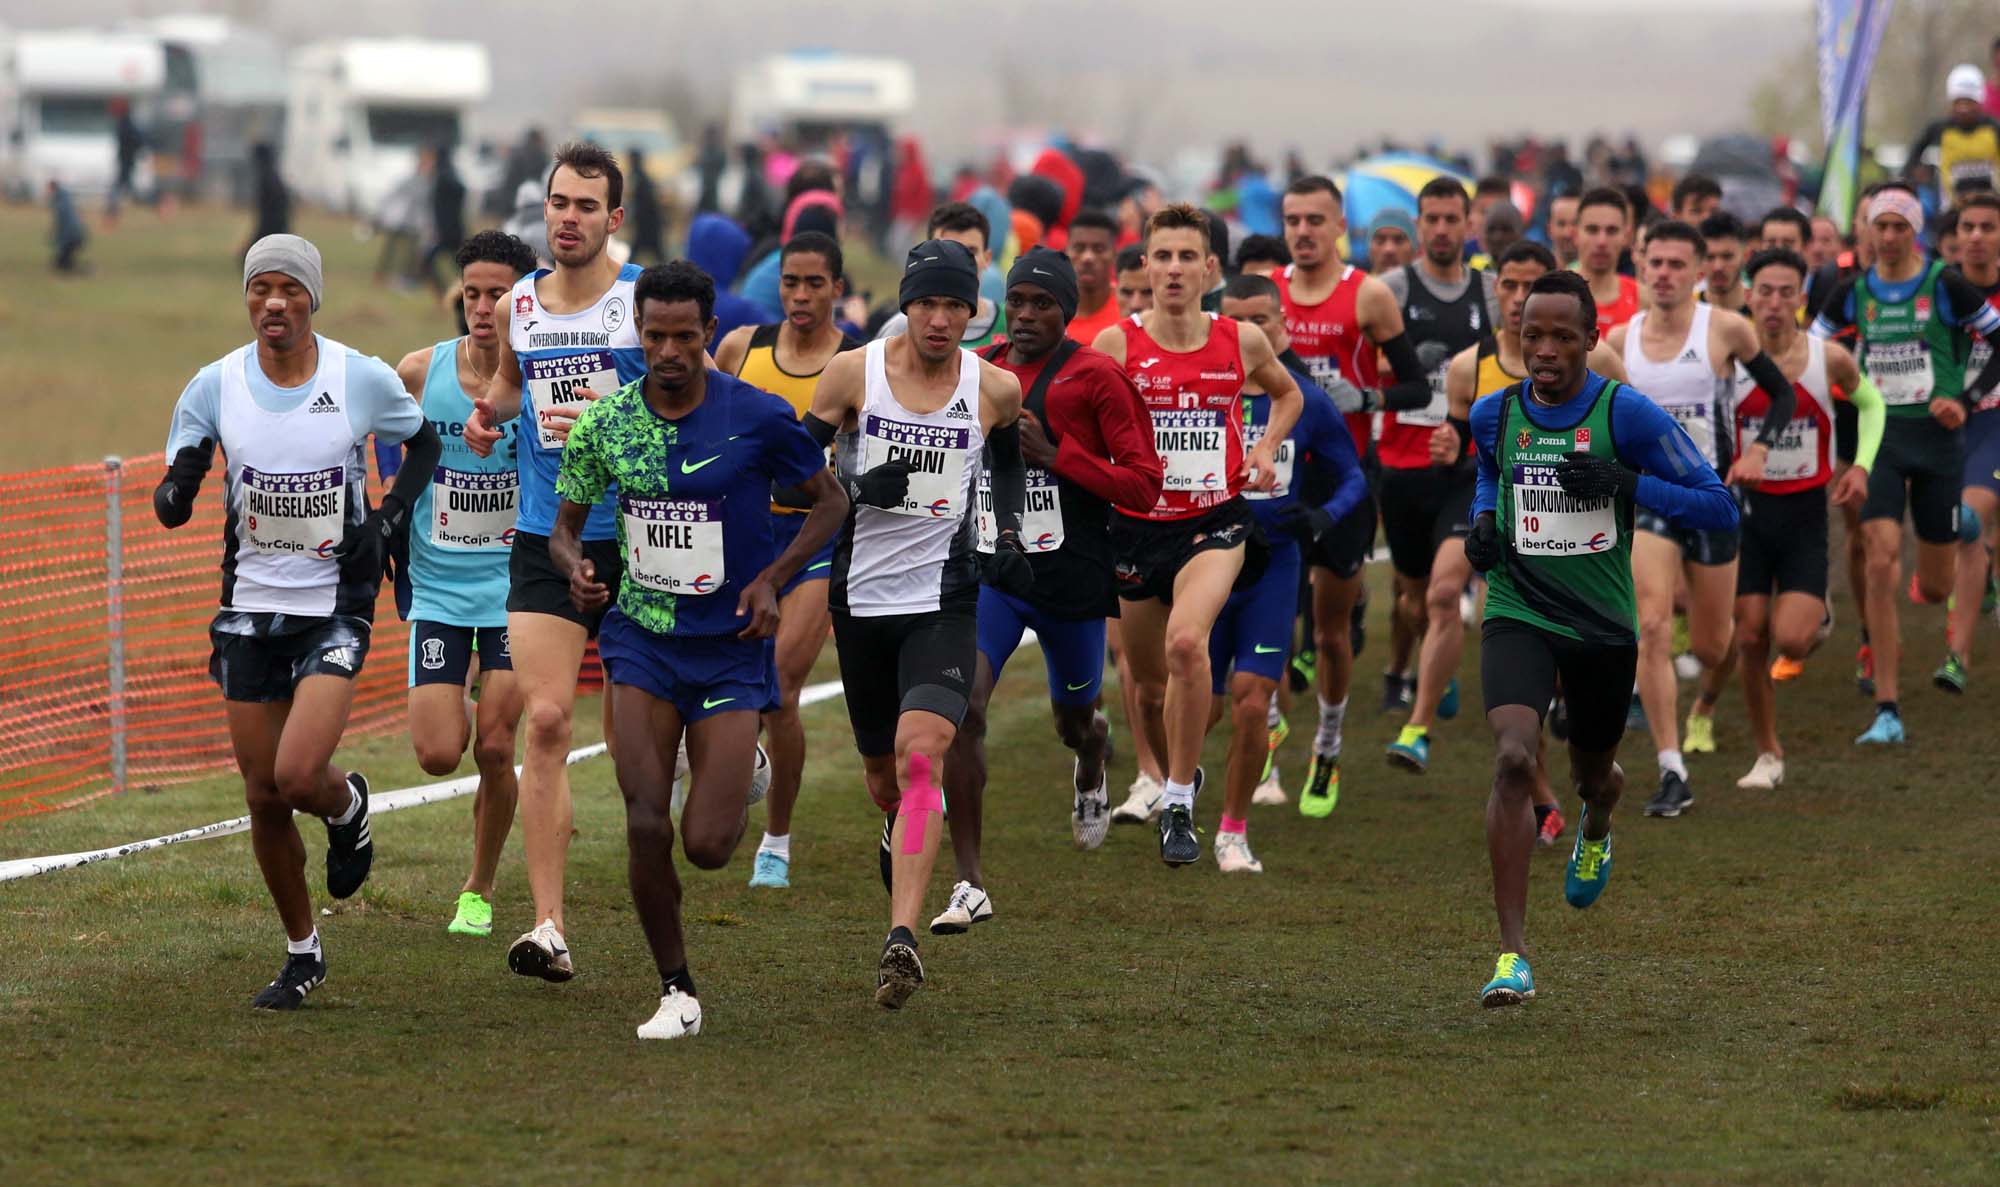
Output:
3,0,1817,163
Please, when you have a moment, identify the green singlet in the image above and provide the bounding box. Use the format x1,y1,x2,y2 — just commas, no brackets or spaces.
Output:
1485,380,1637,646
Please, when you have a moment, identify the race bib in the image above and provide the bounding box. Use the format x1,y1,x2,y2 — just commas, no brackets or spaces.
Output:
1865,340,1934,406
621,495,724,595
1756,417,1820,484
1396,363,1451,428
240,465,346,558
1510,462,1617,556
976,468,1065,554
1972,339,1994,401
1665,401,1717,466
524,351,618,449
1153,408,1229,493
430,466,518,551
1241,422,1295,501
861,417,970,519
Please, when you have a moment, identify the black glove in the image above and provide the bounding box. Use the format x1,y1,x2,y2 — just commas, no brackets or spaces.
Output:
986,530,1036,597
849,460,912,509
1464,511,1504,573
1275,502,1333,546
165,437,215,503
332,494,408,585
1554,451,1638,502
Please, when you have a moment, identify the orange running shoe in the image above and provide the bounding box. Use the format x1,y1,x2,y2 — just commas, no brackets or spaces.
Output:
1536,805,1567,848
1770,655,1805,682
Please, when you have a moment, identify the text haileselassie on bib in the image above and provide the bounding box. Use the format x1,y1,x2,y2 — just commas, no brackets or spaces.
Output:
431,466,519,550
525,351,619,449
621,494,724,595
1510,462,1617,555
976,467,1064,553
241,465,346,557
861,416,970,518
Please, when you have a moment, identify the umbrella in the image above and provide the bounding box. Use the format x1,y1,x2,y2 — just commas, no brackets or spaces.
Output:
1341,153,1471,266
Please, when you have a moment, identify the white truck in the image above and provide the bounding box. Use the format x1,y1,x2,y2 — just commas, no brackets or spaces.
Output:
728,52,914,150
1,28,165,200
281,38,490,219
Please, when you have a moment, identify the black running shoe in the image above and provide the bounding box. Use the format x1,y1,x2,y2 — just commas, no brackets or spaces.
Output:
1643,770,1694,818
875,937,924,1009
251,951,326,1011
324,772,373,900
1350,596,1368,660
878,812,894,894
1380,673,1406,713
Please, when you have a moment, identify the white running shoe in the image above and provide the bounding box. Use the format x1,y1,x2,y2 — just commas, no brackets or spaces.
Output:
1252,771,1287,806
1736,752,1786,791
1459,584,1480,628
1673,652,1704,681
1072,759,1111,849
636,986,702,1040
1214,831,1264,874
748,744,772,806
507,918,574,982
928,880,993,935
1111,773,1164,824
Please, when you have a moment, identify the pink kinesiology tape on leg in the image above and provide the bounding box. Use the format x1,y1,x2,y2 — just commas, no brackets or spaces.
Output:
897,752,943,855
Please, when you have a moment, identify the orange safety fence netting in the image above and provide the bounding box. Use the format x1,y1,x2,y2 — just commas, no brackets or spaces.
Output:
0,453,600,826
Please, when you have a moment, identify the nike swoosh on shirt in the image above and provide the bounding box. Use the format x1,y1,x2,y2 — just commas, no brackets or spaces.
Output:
702,696,737,709
682,455,723,473
1253,644,1284,654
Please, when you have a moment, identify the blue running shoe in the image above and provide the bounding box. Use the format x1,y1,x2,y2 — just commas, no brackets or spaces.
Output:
1855,707,1905,745
1480,952,1535,1007
1438,677,1460,721
748,849,790,889
1385,726,1429,773
1565,811,1613,909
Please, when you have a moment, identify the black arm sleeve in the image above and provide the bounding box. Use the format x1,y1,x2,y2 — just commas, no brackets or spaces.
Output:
153,478,193,528
1376,332,1432,411
384,420,441,513
802,412,840,449
1741,352,1796,447
987,420,1027,536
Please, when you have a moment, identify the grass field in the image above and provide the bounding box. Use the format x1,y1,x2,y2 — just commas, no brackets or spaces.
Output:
4,205,1999,1183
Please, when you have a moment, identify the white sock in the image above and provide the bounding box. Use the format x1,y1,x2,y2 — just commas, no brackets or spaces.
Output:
758,832,791,859
1266,694,1282,731
1658,749,1687,781
328,783,362,826
1163,778,1197,811
1315,696,1347,756
286,929,322,959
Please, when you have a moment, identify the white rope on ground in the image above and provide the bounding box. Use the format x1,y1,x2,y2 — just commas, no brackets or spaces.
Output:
0,629,1050,884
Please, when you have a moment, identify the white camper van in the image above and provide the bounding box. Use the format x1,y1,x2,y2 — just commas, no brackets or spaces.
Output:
1,29,165,200
282,38,490,218
728,52,914,150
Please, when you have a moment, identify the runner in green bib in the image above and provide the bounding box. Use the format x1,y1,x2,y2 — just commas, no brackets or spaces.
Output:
1809,184,2000,743
1462,272,1737,1008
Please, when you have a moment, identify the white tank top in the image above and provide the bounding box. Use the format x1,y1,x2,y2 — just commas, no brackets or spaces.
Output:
219,338,366,615
833,339,985,617
1622,303,1725,466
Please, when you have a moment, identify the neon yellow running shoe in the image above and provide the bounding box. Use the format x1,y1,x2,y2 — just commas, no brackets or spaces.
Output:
1299,751,1340,818
447,891,493,937
1259,716,1290,784
1683,712,1715,754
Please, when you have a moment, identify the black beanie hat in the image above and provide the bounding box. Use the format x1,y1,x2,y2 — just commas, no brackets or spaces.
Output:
1006,246,1079,322
898,238,981,313
1007,175,1065,230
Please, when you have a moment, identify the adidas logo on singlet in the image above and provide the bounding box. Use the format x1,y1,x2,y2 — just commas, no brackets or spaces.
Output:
1678,349,1701,364
308,393,339,413
947,401,972,421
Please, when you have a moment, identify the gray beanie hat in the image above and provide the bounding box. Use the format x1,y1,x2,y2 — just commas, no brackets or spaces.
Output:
243,233,324,311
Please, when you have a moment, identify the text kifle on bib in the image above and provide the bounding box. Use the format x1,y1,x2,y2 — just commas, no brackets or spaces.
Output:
622,494,725,595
